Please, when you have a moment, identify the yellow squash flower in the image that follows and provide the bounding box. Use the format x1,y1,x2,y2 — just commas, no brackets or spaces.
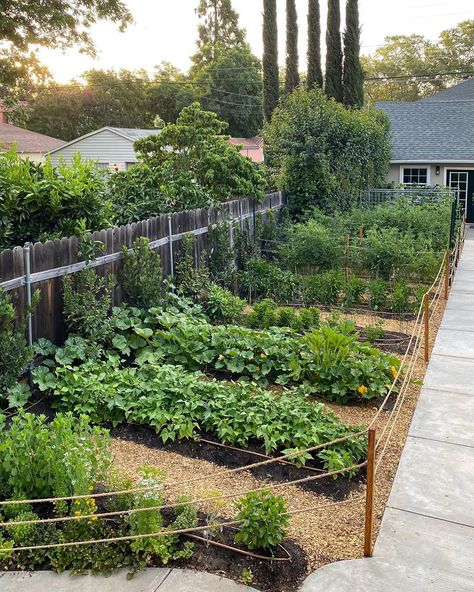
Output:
390,365,398,378
357,385,368,394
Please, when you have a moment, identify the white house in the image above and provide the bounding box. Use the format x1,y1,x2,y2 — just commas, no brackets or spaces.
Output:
377,77,474,222
48,126,160,171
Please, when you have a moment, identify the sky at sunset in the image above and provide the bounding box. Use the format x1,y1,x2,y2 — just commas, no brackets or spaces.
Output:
36,0,472,82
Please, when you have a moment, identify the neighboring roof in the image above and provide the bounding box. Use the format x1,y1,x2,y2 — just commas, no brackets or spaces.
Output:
48,126,159,155
377,79,474,162
0,123,65,154
419,77,474,103
228,136,263,149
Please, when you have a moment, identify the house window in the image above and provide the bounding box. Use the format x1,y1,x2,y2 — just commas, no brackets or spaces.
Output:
125,162,136,170
94,162,109,171
402,167,428,185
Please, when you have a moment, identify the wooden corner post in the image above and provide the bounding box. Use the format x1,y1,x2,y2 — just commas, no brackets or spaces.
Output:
444,250,450,300
364,427,376,557
423,293,430,363
344,233,350,282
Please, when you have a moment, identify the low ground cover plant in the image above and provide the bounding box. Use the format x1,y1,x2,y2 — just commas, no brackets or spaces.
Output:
33,359,366,471
90,305,399,402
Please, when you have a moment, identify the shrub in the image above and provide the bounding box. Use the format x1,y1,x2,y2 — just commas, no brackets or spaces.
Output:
367,279,388,310
342,274,367,308
359,228,417,279
239,259,299,303
203,284,245,324
119,237,168,308
0,412,110,500
234,490,289,552
175,234,210,299
208,222,236,288
281,220,344,271
263,88,391,216
63,268,114,344
302,270,345,306
364,321,386,343
389,282,412,313
0,149,112,249
0,288,35,398
246,299,320,332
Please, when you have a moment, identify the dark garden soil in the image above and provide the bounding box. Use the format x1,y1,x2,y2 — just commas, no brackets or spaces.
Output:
357,328,415,356
110,424,364,500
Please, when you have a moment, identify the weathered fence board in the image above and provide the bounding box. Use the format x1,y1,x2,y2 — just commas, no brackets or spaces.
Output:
0,193,284,343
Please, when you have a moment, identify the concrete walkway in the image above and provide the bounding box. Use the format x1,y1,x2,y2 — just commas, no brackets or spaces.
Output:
300,229,474,591
0,568,258,591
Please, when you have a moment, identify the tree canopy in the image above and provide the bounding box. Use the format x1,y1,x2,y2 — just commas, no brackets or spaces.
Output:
196,46,263,137
307,0,323,89
285,0,300,94
325,0,343,102
262,0,279,121
191,0,246,70
363,20,474,102
0,0,132,55
342,0,364,107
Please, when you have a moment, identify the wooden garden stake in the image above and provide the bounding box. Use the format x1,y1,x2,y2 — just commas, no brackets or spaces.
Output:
364,427,376,558
344,233,350,281
444,250,450,300
423,293,430,362
358,227,363,239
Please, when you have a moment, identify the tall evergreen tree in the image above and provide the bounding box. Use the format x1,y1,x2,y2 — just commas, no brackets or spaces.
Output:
325,0,343,101
343,0,364,106
307,0,323,89
192,0,246,69
262,0,279,120
285,0,299,94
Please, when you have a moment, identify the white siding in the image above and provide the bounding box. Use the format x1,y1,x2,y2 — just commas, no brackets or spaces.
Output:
387,163,474,186
48,129,138,169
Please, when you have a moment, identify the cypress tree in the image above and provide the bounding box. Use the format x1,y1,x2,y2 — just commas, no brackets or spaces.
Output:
325,0,343,101
307,0,323,89
343,0,364,107
262,0,279,121
285,0,299,94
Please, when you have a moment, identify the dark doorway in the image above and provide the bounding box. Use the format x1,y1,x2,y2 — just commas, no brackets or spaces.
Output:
447,169,474,223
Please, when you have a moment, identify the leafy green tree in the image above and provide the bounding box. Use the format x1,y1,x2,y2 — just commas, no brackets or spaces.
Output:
197,46,263,136
307,0,323,89
363,20,474,102
109,103,264,222
26,69,154,141
148,62,198,124
343,0,364,107
325,0,343,102
262,0,279,121
191,0,246,70
285,0,299,94
0,0,131,55
263,88,391,216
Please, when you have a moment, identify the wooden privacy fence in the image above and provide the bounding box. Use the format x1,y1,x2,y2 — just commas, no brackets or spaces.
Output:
0,192,285,344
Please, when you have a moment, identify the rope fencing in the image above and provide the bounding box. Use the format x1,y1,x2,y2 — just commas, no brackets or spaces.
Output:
0,219,465,562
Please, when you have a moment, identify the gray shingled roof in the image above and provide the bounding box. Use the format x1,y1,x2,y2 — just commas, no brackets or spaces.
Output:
0,123,65,153
377,82,474,162
419,77,474,102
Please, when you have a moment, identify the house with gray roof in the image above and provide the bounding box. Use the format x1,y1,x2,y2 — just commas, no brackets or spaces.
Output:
377,77,474,221
48,126,160,171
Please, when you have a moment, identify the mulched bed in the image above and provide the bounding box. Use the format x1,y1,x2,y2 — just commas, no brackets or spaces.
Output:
110,424,363,500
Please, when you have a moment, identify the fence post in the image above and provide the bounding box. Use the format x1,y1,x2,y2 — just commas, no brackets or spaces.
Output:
167,216,174,280
239,199,244,231
423,293,430,362
344,233,350,281
358,227,363,240
444,250,450,300
364,427,376,558
23,243,33,350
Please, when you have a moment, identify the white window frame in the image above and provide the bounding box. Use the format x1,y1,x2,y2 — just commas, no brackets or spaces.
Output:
399,165,431,186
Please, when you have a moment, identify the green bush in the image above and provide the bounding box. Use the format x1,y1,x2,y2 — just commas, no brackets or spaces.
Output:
263,88,391,216
234,490,289,552
63,268,114,344
175,234,210,299
239,259,299,303
0,149,112,249
389,282,412,313
203,284,245,324
208,222,236,288
246,299,319,332
119,237,168,308
281,220,344,271
0,412,110,500
302,270,345,306
342,274,367,308
367,279,388,310
0,288,34,398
